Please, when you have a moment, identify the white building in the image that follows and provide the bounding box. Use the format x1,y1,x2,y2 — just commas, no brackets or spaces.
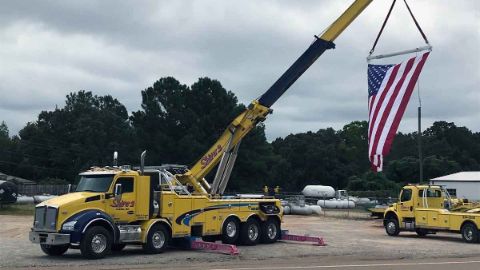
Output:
430,172,480,201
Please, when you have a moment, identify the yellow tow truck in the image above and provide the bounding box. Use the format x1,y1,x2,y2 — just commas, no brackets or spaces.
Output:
384,184,480,243
29,0,374,259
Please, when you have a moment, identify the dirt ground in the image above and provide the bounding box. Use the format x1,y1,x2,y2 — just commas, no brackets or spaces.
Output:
1,214,479,269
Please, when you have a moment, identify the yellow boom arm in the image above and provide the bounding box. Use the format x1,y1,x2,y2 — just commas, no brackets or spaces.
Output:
177,0,372,195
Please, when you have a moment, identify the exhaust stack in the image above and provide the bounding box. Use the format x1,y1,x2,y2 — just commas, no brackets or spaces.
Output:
113,151,118,167
140,150,147,175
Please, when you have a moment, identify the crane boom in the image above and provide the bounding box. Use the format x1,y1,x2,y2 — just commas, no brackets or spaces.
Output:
176,0,372,195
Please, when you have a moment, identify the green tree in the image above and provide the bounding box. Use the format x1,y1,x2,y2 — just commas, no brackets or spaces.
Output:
15,91,136,183
0,121,15,174
131,77,275,192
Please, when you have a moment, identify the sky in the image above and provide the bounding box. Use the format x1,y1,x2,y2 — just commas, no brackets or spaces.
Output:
0,0,479,141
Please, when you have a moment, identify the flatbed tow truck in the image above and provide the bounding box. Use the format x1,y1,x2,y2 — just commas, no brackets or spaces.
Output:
29,0,374,259
384,184,480,243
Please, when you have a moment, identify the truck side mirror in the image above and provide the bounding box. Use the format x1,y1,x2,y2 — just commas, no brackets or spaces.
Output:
114,183,122,202
67,184,72,193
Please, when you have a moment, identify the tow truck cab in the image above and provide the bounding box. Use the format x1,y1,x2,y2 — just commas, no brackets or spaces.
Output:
29,165,185,258
383,184,480,243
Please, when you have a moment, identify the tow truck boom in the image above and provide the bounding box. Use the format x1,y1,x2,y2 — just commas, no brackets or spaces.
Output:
29,1,375,259
177,0,373,195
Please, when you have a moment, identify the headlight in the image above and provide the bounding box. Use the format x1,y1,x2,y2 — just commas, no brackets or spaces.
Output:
62,221,77,231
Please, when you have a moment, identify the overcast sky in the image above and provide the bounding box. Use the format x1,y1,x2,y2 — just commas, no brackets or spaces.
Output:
0,0,479,141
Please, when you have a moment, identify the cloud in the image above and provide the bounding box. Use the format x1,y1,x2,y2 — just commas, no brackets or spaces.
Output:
0,0,478,141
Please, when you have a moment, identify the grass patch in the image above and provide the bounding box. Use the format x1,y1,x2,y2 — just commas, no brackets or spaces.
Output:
0,203,35,215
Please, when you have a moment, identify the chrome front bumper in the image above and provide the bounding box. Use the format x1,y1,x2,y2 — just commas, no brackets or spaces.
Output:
29,231,70,245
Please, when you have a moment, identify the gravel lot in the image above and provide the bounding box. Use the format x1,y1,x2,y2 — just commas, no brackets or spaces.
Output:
1,214,479,269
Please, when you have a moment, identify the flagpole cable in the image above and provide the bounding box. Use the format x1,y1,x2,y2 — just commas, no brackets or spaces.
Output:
368,0,396,56
368,0,431,60
403,0,430,45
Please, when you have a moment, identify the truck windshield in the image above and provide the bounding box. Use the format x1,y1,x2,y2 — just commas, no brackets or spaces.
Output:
76,175,114,192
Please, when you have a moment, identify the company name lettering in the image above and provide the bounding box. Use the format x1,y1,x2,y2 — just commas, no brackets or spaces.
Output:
111,200,135,208
201,145,223,169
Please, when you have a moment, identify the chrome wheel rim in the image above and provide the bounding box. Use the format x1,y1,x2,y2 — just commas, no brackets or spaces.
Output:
91,234,107,254
267,223,277,239
386,222,396,234
226,221,237,238
248,224,259,240
464,227,473,241
152,231,165,249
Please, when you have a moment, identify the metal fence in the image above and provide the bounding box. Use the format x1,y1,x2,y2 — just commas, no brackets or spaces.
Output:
281,193,397,219
17,185,71,196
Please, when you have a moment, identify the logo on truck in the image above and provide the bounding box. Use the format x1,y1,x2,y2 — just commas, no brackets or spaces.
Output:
110,200,135,208
200,144,223,169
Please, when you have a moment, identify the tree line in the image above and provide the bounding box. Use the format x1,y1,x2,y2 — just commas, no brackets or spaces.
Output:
1,77,479,195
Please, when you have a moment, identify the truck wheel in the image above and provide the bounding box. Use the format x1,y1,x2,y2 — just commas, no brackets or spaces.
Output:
40,244,69,256
261,218,280,243
80,226,112,259
143,224,169,254
461,223,479,243
111,243,126,252
222,217,240,244
385,218,400,236
240,218,261,245
415,228,428,237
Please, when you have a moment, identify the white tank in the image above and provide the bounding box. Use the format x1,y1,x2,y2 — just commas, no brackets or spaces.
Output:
33,195,57,204
346,200,356,208
317,199,355,209
309,205,323,215
356,197,371,205
317,199,337,208
283,205,291,215
290,205,313,215
302,185,335,198
16,195,34,204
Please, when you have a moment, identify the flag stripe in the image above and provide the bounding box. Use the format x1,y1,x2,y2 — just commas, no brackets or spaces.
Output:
382,52,430,154
374,57,418,155
370,57,416,157
368,66,399,140
367,52,430,172
368,62,407,156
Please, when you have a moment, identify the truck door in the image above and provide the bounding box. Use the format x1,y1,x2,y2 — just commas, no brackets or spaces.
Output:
398,188,414,219
173,195,193,237
107,176,137,224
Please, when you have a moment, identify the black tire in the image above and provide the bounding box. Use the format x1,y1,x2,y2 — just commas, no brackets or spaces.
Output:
111,243,126,252
240,218,261,245
415,228,428,237
40,244,69,256
221,217,240,244
80,226,112,259
384,218,400,236
261,218,281,244
143,224,170,254
461,223,479,243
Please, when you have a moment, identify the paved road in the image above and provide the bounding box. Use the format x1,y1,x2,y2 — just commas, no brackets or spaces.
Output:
3,215,480,269
9,256,480,270
204,257,480,270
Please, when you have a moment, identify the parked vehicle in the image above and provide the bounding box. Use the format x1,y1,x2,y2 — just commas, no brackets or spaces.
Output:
384,184,480,243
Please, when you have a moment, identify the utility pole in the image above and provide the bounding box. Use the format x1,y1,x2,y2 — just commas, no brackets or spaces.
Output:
418,106,423,183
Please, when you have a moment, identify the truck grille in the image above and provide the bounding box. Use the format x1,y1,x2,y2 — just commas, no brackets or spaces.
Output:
34,206,57,231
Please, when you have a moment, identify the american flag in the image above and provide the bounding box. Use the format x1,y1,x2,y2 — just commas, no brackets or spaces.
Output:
368,52,430,172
